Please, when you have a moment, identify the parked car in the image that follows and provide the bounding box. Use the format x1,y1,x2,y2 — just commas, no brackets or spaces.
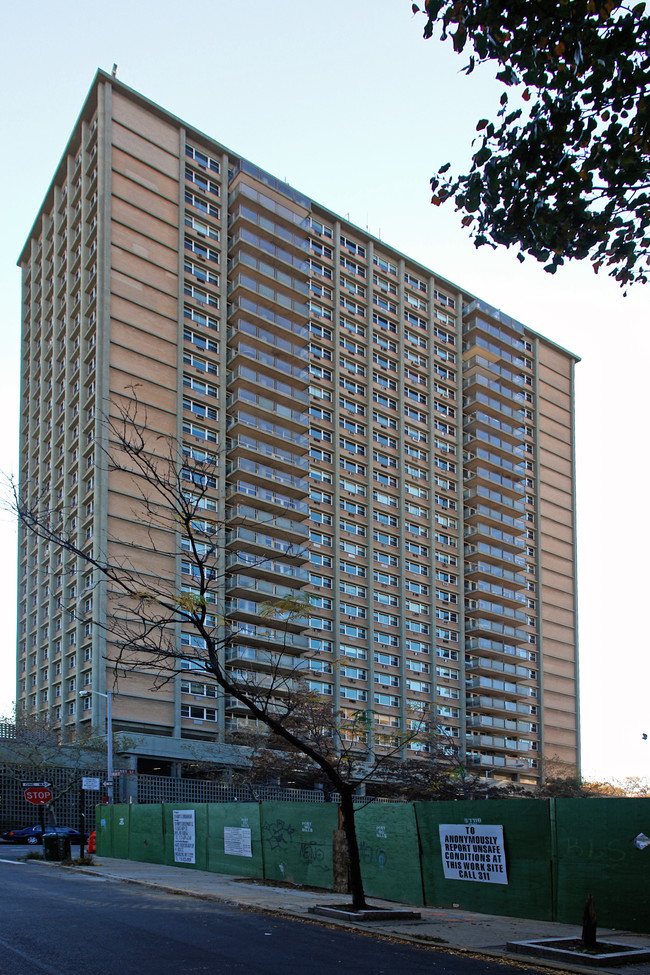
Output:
1,825,87,845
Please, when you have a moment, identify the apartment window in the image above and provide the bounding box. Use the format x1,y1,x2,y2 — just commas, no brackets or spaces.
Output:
340,581,367,598
310,530,332,546
373,530,397,547
340,540,366,557
311,510,332,526
374,510,398,527
340,235,366,258
340,623,367,639
311,488,332,504
311,385,332,402
309,638,333,654
340,477,366,496
339,560,367,577
340,499,366,515
373,570,398,587
340,459,366,476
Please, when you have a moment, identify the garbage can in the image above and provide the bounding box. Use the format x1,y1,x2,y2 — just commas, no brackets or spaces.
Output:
43,833,72,861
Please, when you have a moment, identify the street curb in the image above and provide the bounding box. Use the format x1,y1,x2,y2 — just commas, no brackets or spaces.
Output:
23,859,635,973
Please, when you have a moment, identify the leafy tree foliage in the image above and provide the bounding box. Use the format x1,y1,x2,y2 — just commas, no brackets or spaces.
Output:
414,0,650,285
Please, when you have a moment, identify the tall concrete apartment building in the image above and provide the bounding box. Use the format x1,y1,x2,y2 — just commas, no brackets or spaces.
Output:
16,71,580,784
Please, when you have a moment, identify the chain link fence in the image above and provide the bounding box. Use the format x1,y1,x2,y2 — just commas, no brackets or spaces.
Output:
0,764,105,833
1,764,404,832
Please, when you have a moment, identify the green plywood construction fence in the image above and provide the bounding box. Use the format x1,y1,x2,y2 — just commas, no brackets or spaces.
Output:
206,802,263,878
416,799,554,920
554,798,650,933
95,804,130,859
354,802,424,905
95,804,116,857
260,802,338,887
128,804,166,863
92,797,650,932
162,803,209,871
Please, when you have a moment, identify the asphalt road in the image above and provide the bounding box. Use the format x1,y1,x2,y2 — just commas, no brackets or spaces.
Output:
0,858,540,975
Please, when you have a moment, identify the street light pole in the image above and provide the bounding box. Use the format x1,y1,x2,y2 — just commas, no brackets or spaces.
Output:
105,690,114,805
80,689,114,803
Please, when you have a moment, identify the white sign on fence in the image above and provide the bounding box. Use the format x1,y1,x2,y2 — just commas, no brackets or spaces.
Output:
439,824,508,885
82,777,101,791
224,826,252,857
172,809,196,864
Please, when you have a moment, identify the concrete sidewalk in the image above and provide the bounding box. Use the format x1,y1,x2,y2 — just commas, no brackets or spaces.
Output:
40,855,650,974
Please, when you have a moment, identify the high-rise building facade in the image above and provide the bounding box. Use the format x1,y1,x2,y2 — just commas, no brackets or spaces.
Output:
16,71,580,784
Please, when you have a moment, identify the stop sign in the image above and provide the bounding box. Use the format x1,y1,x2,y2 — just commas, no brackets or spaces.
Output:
24,787,53,805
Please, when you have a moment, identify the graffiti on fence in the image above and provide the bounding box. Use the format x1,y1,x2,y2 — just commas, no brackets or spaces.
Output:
262,818,295,851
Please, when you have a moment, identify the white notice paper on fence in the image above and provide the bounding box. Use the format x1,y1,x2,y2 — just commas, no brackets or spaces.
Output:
173,809,196,864
224,826,252,857
439,824,508,884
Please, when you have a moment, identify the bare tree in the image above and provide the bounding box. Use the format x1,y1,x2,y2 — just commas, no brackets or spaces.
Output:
0,706,120,827
10,401,425,910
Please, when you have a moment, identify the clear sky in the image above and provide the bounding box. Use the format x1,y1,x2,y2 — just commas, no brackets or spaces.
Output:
0,0,647,782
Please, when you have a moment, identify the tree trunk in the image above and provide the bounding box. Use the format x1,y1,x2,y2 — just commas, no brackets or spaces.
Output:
582,893,597,949
339,787,367,911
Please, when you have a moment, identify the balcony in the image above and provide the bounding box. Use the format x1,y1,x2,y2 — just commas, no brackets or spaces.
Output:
462,466,525,499
466,733,534,752
227,342,309,385
226,504,309,539
226,434,308,473
464,598,528,624
227,295,309,341
465,753,536,770
225,550,309,584
466,693,537,717
228,620,309,651
226,643,309,671
228,178,310,229
465,579,527,608
465,657,536,681
464,617,530,644
225,574,304,599
463,390,524,426
227,317,309,361
226,365,309,407
463,560,526,587
227,273,308,322
226,457,307,496
465,675,534,699
225,480,309,517
229,228,310,276
462,305,525,342
462,333,526,371
465,637,532,662
226,388,307,431
226,410,308,450
462,370,526,405
464,430,525,459
228,251,310,298
464,520,526,552
225,597,309,631
464,541,527,570
466,714,537,734
226,526,307,562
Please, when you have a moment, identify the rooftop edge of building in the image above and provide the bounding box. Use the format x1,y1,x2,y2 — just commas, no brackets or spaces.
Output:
17,67,579,366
